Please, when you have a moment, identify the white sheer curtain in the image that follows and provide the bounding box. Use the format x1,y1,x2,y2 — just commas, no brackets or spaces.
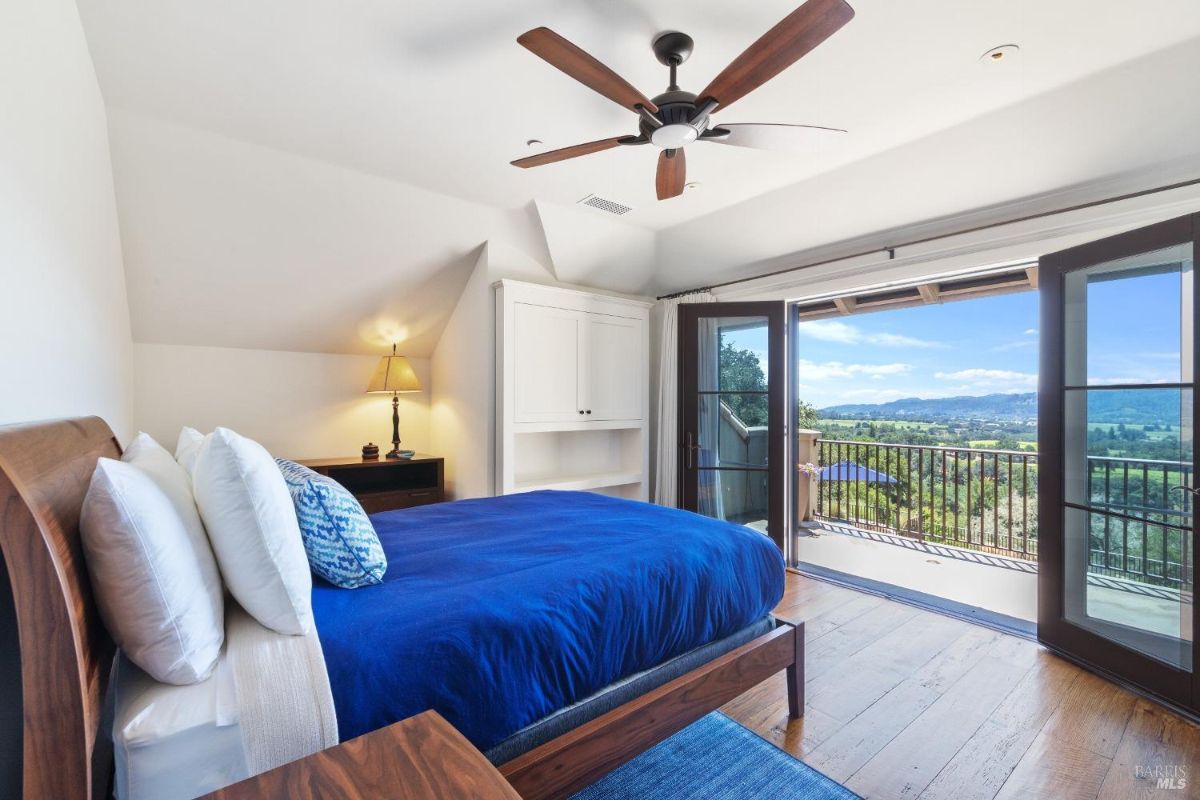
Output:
653,291,715,506
695,317,725,520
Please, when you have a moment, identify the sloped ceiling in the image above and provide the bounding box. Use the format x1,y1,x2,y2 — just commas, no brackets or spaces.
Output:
78,0,1200,355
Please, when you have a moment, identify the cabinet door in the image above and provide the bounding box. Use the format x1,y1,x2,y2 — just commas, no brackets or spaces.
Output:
514,303,583,423
582,313,643,421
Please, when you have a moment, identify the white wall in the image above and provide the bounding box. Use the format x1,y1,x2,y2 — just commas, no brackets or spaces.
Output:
134,343,430,461
0,0,134,442
430,242,557,499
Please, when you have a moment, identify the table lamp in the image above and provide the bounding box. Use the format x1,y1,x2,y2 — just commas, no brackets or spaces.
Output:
366,344,422,459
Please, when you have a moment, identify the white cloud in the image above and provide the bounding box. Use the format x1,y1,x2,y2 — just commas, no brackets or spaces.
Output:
1024,328,1038,336
934,368,1038,392
797,359,912,381
992,339,1037,352
798,320,943,349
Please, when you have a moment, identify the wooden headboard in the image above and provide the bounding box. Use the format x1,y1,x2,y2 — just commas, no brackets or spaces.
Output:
0,417,120,800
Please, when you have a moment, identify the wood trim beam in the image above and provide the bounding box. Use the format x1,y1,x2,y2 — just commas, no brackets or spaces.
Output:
833,296,857,315
917,283,940,304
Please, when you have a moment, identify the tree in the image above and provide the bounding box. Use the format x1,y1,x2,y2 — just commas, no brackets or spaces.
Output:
718,341,768,426
797,400,819,430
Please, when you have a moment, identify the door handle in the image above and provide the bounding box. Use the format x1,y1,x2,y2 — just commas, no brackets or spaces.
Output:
684,432,700,470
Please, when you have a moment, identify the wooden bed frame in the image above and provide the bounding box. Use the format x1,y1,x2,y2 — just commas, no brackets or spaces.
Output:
0,416,803,800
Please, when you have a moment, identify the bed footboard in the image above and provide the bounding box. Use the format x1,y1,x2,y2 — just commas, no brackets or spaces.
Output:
499,619,804,800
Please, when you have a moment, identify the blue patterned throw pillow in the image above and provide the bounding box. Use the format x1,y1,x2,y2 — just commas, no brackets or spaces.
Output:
275,459,387,588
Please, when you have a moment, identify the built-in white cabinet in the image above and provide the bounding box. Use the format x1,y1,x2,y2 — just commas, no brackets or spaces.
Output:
582,313,643,422
496,280,651,499
513,303,583,423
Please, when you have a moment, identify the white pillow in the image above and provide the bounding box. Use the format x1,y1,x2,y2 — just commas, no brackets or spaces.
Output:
123,432,224,596
193,427,312,635
175,427,205,478
81,458,225,685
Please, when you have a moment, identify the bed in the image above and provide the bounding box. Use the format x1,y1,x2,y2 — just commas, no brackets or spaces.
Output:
0,417,804,800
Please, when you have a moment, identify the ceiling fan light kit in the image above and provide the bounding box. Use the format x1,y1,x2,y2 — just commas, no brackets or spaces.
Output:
510,0,856,201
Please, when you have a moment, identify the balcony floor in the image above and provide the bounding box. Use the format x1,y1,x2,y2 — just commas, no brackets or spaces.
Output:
795,522,1038,622
795,521,1189,643
723,571,1200,799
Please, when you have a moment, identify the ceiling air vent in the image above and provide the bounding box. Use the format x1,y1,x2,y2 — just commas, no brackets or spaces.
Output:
578,194,633,216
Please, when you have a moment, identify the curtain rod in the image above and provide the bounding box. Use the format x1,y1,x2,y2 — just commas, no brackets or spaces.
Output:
655,175,1200,301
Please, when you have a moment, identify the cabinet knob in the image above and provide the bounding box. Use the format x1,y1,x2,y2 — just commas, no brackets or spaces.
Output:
586,410,592,414
579,410,585,415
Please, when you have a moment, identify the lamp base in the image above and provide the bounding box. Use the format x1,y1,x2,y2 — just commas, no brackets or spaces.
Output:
386,393,402,460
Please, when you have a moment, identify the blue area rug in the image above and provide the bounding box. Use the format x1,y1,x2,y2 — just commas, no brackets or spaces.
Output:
570,712,860,799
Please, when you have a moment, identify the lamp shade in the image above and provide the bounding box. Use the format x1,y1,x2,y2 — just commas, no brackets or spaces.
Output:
366,349,421,393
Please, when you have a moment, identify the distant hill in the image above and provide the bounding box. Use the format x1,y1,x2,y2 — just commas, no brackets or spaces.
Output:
818,389,1180,426
819,393,1037,422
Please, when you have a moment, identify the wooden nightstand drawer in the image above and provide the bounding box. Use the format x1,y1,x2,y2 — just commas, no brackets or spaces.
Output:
358,487,443,514
297,455,445,514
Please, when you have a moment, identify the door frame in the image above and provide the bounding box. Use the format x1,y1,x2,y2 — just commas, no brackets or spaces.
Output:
1038,212,1199,711
678,302,788,551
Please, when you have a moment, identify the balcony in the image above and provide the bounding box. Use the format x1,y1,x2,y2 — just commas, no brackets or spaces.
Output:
794,436,1193,630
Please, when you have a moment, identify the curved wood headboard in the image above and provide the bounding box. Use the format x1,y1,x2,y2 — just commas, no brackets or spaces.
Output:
0,417,120,800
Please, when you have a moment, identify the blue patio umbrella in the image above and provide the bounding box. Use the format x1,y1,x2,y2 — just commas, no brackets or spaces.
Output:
818,460,898,484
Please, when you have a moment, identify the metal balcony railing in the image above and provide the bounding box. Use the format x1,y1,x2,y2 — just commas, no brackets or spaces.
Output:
810,440,1193,590
814,440,1038,559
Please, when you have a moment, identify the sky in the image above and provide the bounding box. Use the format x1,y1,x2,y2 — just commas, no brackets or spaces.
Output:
721,268,1186,410
793,291,1040,409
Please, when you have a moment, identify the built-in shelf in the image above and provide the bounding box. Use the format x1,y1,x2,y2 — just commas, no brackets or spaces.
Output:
513,469,644,493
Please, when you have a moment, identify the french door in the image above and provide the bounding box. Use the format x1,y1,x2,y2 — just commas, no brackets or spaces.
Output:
1039,213,1198,712
678,303,787,551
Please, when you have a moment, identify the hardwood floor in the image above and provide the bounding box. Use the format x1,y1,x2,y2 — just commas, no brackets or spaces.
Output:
721,572,1200,800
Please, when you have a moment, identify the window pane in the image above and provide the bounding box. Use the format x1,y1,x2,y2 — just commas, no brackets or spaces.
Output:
1064,507,1192,670
699,393,769,468
697,469,768,533
1064,387,1192,509
697,316,769,392
1063,243,1193,386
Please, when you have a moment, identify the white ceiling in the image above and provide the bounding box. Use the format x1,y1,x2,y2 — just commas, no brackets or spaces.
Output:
76,0,1200,230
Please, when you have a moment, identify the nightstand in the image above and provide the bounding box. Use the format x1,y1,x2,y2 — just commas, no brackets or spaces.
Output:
201,711,521,800
298,454,444,513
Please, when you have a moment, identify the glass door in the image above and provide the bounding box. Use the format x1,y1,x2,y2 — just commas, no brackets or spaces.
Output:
678,303,787,550
1039,213,1198,711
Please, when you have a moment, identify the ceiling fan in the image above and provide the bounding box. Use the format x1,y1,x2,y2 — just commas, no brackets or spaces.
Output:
510,0,856,201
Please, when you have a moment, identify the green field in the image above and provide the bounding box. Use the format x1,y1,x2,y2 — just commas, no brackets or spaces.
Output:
815,417,1037,450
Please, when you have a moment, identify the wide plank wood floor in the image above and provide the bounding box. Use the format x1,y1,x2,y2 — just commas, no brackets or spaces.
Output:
721,572,1200,800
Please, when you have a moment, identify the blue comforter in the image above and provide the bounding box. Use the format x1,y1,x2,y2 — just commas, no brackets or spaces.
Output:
311,490,785,749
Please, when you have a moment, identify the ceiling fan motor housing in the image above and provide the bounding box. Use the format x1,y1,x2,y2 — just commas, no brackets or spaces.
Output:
643,89,709,149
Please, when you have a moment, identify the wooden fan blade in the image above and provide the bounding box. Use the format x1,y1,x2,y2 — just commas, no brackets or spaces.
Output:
518,27,658,113
511,137,626,169
706,123,846,152
697,0,854,112
656,149,686,200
